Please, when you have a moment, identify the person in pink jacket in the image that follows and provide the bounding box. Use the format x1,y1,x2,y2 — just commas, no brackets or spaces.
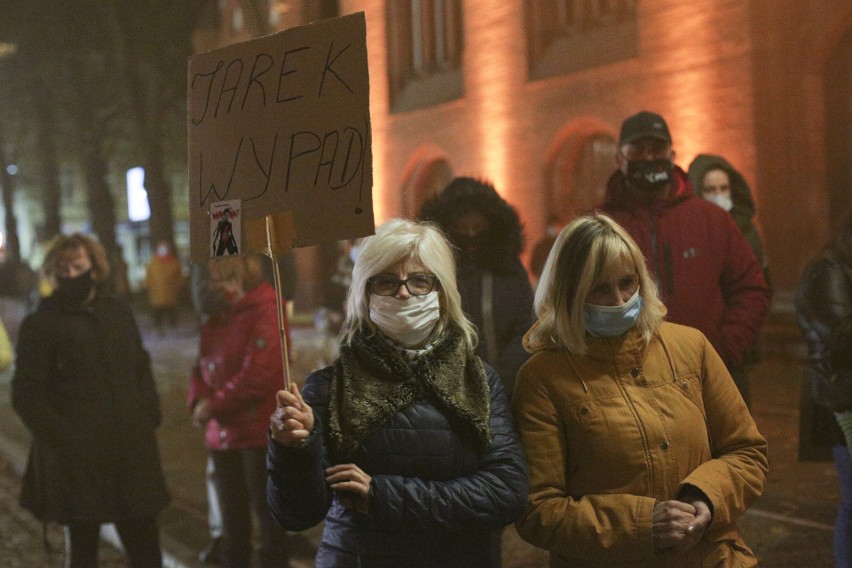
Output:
599,111,771,406
188,255,289,568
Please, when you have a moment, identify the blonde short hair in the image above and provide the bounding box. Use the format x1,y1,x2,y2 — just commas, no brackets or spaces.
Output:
207,254,265,290
527,214,666,354
341,218,477,349
43,233,110,286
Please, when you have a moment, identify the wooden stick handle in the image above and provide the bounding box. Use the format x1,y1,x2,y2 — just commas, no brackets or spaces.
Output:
266,216,292,391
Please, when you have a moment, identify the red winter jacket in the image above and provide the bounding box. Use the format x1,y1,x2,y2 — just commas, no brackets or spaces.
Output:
600,166,770,368
188,282,286,450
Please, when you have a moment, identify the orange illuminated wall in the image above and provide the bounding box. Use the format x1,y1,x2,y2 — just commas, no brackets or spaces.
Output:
643,2,757,200
338,0,848,297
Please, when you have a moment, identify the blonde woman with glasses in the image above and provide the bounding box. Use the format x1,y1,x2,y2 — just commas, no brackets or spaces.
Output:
267,219,528,568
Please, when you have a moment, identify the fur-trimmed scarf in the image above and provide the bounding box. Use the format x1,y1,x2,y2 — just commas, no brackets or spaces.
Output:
327,323,491,458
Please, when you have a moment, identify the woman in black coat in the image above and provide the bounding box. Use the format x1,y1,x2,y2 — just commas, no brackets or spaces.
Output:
267,219,528,568
12,233,169,568
418,177,535,395
796,216,852,567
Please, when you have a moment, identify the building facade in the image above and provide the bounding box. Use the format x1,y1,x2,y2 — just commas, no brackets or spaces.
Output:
199,0,852,308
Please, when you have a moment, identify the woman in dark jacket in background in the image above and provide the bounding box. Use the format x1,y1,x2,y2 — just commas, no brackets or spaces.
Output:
796,215,852,567
267,219,528,568
12,233,168,568
419,177,535,395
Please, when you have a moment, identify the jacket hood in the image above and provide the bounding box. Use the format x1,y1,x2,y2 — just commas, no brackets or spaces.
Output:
602,165,694,211
418,177,525,272
687,154,756,223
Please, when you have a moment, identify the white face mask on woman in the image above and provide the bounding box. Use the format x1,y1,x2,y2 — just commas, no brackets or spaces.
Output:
369,291,441,347
703,192,734,212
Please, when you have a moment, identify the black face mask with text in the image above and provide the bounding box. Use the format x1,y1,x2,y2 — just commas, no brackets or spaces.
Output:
55,269,95,305
625,158,673,192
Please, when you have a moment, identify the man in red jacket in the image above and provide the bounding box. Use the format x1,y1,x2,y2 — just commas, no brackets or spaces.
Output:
599,111,770,405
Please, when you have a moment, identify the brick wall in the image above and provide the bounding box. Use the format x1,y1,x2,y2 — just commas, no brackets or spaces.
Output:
336,0,850,301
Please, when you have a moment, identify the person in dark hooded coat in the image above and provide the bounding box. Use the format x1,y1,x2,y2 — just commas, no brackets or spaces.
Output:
795,213,852,566
688,154,771,288
418,177,534,395
688,154,772,406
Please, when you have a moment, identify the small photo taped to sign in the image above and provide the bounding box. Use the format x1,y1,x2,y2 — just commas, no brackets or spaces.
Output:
210,200,241,257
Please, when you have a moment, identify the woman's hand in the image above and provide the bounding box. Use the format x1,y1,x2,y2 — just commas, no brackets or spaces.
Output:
269,383,315,447
325,463,372,515
192,398,211,427
678,497,712,547
652,500,699,552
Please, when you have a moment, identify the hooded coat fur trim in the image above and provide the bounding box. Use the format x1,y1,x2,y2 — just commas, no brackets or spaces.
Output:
419,177,526,273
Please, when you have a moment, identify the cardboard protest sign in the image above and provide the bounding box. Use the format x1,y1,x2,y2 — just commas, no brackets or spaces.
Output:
188,12,373,262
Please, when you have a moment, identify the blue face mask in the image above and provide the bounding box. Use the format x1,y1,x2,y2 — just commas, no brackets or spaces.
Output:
583,289,643,337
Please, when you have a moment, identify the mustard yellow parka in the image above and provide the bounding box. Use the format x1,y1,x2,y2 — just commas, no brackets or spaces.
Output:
512,322,768,567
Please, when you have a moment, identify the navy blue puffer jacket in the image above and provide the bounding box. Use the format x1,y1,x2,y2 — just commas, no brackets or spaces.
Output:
267,364,528,568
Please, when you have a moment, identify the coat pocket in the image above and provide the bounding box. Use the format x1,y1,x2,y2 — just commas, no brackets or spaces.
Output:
20,440,65,520
568,400,607,433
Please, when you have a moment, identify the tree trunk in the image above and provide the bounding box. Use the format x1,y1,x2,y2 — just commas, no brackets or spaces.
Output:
66,62,129,297
110,5,175,253
0,129,21,264
33,82,62,241
80,143,129,297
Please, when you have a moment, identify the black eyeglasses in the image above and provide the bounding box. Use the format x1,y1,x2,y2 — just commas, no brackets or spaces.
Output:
368,274,438,296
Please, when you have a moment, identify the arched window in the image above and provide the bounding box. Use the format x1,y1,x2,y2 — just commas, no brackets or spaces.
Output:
399,147,454,218
525,0,637,80
386,0,464,113
545,128,617,222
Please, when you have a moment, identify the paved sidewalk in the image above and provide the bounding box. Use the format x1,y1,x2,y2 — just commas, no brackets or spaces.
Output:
0,306,842,567
0,454,127,568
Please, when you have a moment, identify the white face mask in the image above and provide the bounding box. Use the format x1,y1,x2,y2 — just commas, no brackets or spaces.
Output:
369,291,441,347
703,193,733,212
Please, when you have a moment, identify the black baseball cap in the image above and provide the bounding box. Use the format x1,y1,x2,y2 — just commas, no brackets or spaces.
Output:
619,111,672,145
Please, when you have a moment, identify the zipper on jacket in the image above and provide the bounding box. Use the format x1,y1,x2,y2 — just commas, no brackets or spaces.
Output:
648,213,664,293
663,243,675,296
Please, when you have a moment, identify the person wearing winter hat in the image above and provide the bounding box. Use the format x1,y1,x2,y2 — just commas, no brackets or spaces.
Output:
599,111,771,407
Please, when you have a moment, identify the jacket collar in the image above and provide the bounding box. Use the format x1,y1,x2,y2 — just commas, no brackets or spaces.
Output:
327,322,491,458
583,327,647,365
